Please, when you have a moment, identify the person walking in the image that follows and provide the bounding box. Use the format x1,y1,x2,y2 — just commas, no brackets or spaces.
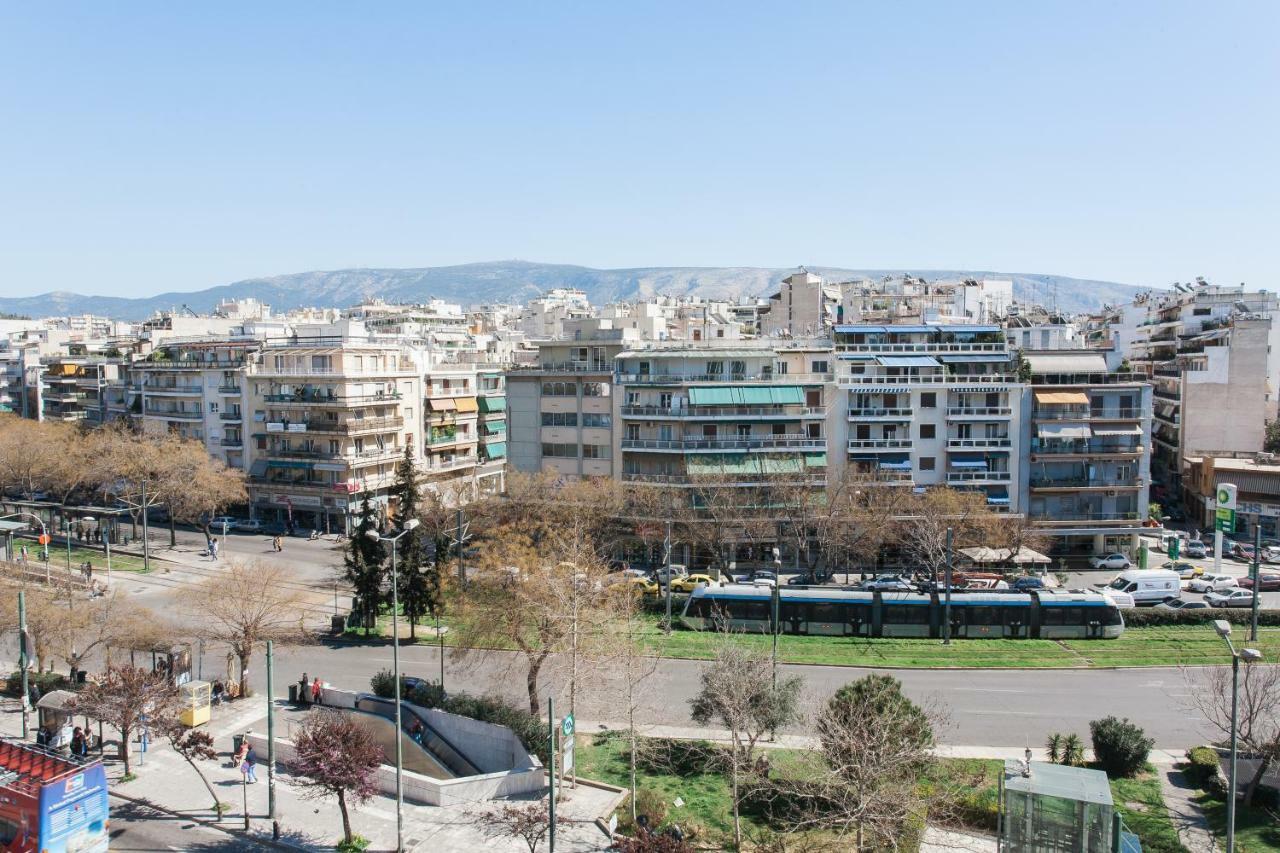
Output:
19,545,27,564
311,676,323,705
243,743,258,783
70,727,88,758
84,560,93,584
272,535,283,552
209,538,218,561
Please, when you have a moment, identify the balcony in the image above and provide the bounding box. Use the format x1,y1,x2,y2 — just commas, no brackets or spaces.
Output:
1031,443,1144,459
263,391,402,406
1032,408,1144,421
1030,512,1143,527
141,384,203,395
620,405,822,419
143,409,202,420
616,372,833,385
946,471,1012,483
839,373,1017,386
834,342,1008,353
847,407,913,419
219,411,243,421
266,416,405,434
847,438,913,450
139,358,247,370
423,457,479,475
621,435,825,452
1029,477,1144,490
1152,388,1180,403
217,384,242,394
946,406,1012,418
220,437,243,448
44,391,86,402
619,472,826,486
1029,372,1146,385
947,437,1012,449
513,361,613,374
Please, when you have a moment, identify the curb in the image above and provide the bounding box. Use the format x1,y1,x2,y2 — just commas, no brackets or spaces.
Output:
108,790,307,851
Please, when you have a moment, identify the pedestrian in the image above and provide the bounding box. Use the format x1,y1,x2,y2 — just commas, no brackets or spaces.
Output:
234,736,249,770
70,726,88,758
243,743,258,783
209,538,218,561
299,672,310,705
311,676,323,705
20,545,27,564
274,535,283,552
85,560,93,583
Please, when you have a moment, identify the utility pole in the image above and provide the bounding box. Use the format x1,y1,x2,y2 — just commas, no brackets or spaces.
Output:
141,481,151,573
1251,523,1262,642
266,640,278,840
18,591,28,739
663,520,673,635
548,696,557,853
942,527,954,645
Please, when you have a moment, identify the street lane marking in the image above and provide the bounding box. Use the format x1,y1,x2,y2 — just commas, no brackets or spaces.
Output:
951,688,1025,694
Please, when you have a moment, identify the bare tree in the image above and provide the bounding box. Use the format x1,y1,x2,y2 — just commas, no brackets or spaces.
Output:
159,721,223,817
602,585,665,819
479,799,552,853
292,709,384,845
1188,664,1280,804
72,665,178,775
182,560,309,698
689,633,804,849
898,487,998,583
160,440,247,543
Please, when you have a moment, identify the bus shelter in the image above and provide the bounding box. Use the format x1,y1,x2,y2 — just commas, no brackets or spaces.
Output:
999,759,1139,853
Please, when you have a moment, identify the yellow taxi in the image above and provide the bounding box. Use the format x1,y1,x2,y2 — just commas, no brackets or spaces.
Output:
623,576,660,596
669,574,719,593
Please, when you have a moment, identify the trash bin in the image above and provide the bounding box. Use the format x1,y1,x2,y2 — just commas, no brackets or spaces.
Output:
288,684,298,704
331,614,345,634
232,733,245,754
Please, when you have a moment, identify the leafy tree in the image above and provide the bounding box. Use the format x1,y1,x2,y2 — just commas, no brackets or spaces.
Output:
344,495,386,630
1265,419,1280,455
689,635,803,849
292,710,384,845
1061,733,1085,767
390,447,434,639
72,665,178,775
1089,716,1153,778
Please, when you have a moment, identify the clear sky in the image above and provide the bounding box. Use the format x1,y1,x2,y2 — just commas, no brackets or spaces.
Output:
2,2,1276,298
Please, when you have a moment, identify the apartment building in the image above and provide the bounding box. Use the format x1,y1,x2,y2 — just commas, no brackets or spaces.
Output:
421,364,506,502
506,333,635,478
39,356,122,424
1025,351,1152,556
831,324,1021,510
244,340,421,533
613,344,830,486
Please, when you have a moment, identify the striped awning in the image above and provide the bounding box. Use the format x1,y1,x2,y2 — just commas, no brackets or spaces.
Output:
1034,391,1090,405
1038,423,1092,439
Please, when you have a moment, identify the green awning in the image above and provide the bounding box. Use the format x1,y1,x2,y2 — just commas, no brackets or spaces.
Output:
768,386,804,405
688,453,757,475
483,442,507,459
804,452,827,468
759,455,803,474
478,396,506,413
688,387,735,406
484,420,507,434
688,386,803,406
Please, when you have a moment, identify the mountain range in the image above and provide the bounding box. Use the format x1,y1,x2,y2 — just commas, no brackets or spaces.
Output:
0,261,1147,321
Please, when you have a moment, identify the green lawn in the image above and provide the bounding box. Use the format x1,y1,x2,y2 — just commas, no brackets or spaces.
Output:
1111,771,1187,853
1196,790,1280,852
22,543,153,574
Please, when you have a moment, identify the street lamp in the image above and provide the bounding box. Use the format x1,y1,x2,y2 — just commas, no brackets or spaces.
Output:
1213,619,1263,853
365,518,419,853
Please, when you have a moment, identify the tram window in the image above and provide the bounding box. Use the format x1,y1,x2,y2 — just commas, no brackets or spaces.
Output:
884,605,930,625
811,603,843,623
780,602,804,622
736,601,771,621
1003,608,1027,626
1041,607,1065,626
687,598,710,618
848,605,870,624
967,607,999,626
1100,607,1123,626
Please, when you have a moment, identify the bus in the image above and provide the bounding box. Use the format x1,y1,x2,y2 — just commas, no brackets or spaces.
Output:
0,739,109,853
679,584,1124,640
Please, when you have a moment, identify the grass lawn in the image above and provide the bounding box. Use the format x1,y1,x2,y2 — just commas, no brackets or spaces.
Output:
1196,790,1280,852
1111,770,1186,853
24,544,153,574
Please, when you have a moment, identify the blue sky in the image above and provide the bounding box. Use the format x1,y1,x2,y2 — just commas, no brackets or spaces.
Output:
2,2,1276,298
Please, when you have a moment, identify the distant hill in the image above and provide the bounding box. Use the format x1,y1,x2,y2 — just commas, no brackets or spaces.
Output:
0,261,1146,321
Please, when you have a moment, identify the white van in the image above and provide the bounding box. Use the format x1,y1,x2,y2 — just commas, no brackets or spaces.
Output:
1099,569,1181,606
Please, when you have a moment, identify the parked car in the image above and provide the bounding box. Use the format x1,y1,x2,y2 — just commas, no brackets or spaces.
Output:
750,570,778,584
1265,546,1280,565
232,518,263,533
1238,573,1280,591
1100,570,1180,605
1089,553,1132,571
860,575,914,592
669,574,718,593
1231,543,1258,563
1162,561,1202,580
1206,588,1259,608
1010,576,1046,591
1186,572,1239,593
1182,540,1208,559
209,516,240,531
623,577,659,596
786,573,818,586
1155,598,1211,611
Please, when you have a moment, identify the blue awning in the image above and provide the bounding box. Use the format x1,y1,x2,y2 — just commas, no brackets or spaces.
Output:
935,324,1002,334
834,325,886,333
883,325,935,333
837,353,878,360
950,460,989,469
878,460,913,470
987,491,1011,505
875,356,941,368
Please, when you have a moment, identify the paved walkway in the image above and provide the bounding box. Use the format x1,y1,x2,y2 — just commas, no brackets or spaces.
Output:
1159,767,1219,853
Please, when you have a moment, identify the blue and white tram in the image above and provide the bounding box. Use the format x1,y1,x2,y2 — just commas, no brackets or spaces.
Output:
678,585,1124,640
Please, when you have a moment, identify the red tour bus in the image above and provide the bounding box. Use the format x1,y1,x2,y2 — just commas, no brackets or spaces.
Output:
0,739,108,853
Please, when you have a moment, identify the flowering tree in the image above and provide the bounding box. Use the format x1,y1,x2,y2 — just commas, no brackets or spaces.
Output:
480,800,552,853
292,710,384,845
72,665,177,776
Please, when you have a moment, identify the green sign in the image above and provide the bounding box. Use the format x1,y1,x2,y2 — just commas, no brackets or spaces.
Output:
1216,507,1236,534
1168,537,1180,559
561,714,575,738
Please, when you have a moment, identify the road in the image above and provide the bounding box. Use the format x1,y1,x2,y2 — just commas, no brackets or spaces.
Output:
107,796,246,851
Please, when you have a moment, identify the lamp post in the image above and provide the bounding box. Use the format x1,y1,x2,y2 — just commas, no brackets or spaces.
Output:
1213,619,1263,853
365,518,419,853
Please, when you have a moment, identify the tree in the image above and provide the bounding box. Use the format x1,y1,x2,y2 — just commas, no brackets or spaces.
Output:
160,722,223,817
689,635,804,849
1089,716,1153,778
183,560,308,698
160,440,247,542
603,584,664,819
1265,419,1280,455
898,488,998,584
72,665,178,775
292,709,384,845
390,447,433,639
343,495,386,631
1188,663,1280,804
479,800,552,853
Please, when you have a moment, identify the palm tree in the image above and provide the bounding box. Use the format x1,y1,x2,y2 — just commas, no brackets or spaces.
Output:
1046,732,1063,764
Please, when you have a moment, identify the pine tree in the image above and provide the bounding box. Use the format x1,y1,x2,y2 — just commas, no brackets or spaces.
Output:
391,447,434,639
344,495,386,630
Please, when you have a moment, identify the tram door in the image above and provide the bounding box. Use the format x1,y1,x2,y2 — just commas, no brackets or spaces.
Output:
807,602,847,636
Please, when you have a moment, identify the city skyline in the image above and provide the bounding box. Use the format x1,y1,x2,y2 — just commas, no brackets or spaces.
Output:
3,2,1277,298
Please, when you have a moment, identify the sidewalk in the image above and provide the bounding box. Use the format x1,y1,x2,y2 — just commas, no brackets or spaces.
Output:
3,697,616,852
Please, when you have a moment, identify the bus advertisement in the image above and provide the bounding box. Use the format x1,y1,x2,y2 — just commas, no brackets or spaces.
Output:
0,739,108,853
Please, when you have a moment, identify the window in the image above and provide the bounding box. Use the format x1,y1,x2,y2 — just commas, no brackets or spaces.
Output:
329,440,340,454
541,443,578,458
807,423,821,439
659,392,673,408
716,328,725,338
883,605,930,625
311,355,332,372
920,424,935,439
811,360,829,374
582,444,609,459
737,424,752,438
730,360,746,377
541,382,576,396
919,456,935,471
706,361,724,376
209,402,219,413
920,392,936,408
541,412,579,427
626,424,640,441
582,413,611,428
806,389,822,407
772,423,786,435
582,382,607,396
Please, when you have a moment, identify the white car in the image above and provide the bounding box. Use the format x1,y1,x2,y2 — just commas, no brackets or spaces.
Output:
1186,573,1239,594
1206,588,1258,608
232,518,263,533
1089,553,1132,571
210,516,239,531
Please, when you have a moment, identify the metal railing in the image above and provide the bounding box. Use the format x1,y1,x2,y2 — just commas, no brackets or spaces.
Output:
1032,443,1144,456
840,373,1017,386
1030,477,1144,489
216,384,242,394
946,471,1012,483
1029,372,1146,385
947,437,1012,448
264,392,402,404
220,438,242,447
616,372,833,384
847,438,913,449
621,436,824,451
218,411,243,421
620,405,821,418
140,384,203,394
834,342,1007,353
1033,408,1144,420
946,406,1012,417
142,409,202,420
848,407,913,418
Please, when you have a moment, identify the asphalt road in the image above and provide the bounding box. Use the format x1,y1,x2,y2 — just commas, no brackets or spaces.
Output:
107,797,247,851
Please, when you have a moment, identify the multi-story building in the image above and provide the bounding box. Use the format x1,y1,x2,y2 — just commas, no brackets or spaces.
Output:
506,332,635,478
39,356,122,424
1024,351,1152,556
832,323,1021,510
420,364,506,502
244,340,421,533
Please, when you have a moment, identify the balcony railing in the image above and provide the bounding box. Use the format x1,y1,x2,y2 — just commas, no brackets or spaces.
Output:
621,436,824,451
1030,511,1142,524
946,471,1012,483
620,405,820,419
422,457,479,475
616,372,833,385
947,437,1012,449
840,373,1017,386
847,438,913,450
1032,443,1144,456
1033,408,1144,421
1030,477,1144,489
264,391,402,405
219,411,243,421
265,416,405,434
220,437,243,447
217,384,242,394
143,409,202,420
620,472,826,486
513,361,613,373
848,407,913,418
834,342,1008,353
1029,372,1146,385
946,406,1012,417
141,384,203,394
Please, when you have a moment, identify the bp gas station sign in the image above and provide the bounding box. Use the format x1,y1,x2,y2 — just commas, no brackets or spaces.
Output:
1216,484,1238,534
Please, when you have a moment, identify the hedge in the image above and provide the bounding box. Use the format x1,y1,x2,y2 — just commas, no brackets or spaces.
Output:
4,670,69,698
1185,746,1221,788
1121,608,1280,628
405,682,549,765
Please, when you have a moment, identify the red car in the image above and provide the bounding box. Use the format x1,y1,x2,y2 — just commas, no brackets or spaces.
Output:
1238,573,1280,591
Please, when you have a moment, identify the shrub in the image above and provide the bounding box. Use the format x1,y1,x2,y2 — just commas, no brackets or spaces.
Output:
632,738,723,777
1121,608,1280,628
4,670,68,698
406,680,446,709
369,669,396,699
1185,746,1221,788
402,688,548,765
1061,734,1085,767
1090,716,1153,778
336,835,371,853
